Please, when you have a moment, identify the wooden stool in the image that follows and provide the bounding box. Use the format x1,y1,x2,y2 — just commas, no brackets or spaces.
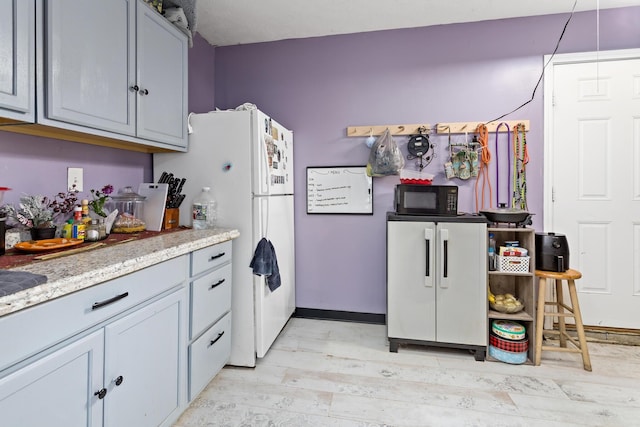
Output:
534,269,592,371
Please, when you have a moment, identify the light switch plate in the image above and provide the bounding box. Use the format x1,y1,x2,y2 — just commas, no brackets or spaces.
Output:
67,167,83,191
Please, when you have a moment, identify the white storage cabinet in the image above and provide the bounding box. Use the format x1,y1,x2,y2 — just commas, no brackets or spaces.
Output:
0,256,189,427
387,213,487,360
0,0,35,123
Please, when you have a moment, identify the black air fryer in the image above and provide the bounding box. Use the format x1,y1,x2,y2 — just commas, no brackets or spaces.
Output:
535,232,570,272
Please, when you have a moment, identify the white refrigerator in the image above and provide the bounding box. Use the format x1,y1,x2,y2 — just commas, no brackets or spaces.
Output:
153,109,295,367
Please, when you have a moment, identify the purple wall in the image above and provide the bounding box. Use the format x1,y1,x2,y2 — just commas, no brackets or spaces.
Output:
213,8,640,314
0,33,216,209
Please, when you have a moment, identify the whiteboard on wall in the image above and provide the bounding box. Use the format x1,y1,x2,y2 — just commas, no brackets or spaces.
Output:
306,166,373,214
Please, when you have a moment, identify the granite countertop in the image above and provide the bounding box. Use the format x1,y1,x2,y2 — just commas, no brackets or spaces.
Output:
0,228,240,317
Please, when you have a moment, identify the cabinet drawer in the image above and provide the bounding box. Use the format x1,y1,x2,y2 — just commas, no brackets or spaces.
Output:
0,255,188,372
189,311,231,401
191,263,232,339
191,240,232,277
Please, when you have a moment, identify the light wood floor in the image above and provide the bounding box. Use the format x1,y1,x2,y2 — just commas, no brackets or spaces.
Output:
174,318,640,426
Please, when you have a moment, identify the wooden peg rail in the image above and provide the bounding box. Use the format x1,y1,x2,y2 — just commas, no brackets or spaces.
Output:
435,120,529,134
346,124,430,137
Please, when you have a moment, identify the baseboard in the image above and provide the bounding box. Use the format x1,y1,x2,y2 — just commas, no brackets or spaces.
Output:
294,308,386,325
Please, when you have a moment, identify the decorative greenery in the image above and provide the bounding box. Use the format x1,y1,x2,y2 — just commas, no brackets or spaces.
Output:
89,184,114,217
1,188,79,229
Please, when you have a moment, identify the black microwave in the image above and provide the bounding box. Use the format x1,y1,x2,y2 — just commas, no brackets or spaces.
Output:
394,184,458,215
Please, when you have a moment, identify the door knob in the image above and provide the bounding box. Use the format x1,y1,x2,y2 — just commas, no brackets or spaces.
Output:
114,375,124,386
94,388,107,399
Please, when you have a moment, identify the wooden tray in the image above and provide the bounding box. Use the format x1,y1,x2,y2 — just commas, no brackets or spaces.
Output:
14,238,84,253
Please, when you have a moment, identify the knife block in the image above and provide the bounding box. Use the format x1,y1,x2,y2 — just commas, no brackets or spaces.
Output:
163,208,180,230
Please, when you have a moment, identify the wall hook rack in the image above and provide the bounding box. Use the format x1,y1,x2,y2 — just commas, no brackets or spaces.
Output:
347,124,431,137
436,120,529,134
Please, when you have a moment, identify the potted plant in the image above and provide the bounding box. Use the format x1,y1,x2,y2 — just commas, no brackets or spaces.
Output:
1,189,79,240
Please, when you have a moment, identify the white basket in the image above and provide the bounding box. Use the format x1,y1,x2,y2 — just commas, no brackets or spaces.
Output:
497,255,530,273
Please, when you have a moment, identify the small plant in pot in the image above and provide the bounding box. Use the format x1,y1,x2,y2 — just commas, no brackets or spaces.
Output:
1,189,79,240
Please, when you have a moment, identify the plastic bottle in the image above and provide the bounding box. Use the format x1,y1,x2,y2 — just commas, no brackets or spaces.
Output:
62,219,74,239
81,199,91,225
192,187,217,230
72,206,86,240
488,233,497,271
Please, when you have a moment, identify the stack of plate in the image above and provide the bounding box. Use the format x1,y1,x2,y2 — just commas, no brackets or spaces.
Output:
489,320,528,364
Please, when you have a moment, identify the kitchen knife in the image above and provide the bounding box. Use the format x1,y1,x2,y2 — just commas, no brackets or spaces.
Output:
158,171,168,183
174,194,186,208
175,178,186,196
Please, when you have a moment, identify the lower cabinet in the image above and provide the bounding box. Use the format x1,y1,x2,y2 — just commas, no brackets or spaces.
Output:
189,311,231,400
0,239,235,426
387,214,487,360
187,241,233,401
0,330,104,426
103,289,186,427
0,289,186,427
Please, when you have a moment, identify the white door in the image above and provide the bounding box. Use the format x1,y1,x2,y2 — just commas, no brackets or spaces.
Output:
253,195,295,358
545,49,640,329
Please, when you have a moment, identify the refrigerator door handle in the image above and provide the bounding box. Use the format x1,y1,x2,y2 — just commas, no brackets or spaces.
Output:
424,228,434,288
261,135,271,192
440,228,449,288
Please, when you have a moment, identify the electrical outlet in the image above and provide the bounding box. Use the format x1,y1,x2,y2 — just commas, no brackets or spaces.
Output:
67,167,83,191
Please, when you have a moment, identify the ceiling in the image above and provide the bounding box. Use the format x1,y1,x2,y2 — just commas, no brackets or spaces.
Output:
195,0,640,47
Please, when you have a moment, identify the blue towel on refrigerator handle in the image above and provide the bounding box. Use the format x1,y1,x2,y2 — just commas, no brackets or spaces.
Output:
249,238,281,292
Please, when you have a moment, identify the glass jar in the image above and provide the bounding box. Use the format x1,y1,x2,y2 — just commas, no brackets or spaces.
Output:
107,186,147,233
86,219,101,242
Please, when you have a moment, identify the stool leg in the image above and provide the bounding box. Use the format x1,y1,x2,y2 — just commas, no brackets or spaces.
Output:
567,279,592,371
535,277,547,366
556,279,567,348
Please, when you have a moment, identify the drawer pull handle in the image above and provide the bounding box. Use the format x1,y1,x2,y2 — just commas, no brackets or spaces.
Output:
94,388,107,399
92,292,129,310
209,252,225,261
209,331,225,347
209,278,225,289
115,375,124,386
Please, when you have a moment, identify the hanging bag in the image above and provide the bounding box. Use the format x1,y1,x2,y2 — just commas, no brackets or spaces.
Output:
366,129,404,177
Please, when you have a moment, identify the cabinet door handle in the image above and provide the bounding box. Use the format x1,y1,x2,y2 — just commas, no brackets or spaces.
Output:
129,85,139,92
424,228,434,287
209,278,225,289
92,292,129,310
443,239,449,278
94,388,107,399
114,375,124,386
209,331,225,347
425,239,430,278
139,88,149,95
209,252,225,262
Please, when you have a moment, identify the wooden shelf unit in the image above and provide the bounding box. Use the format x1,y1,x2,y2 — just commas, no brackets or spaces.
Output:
487,226,536,364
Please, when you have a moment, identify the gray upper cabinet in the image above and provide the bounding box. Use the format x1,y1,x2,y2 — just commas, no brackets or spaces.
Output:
136,3,189,146
35,0,188,151
0,0,35,123
45,0,136,136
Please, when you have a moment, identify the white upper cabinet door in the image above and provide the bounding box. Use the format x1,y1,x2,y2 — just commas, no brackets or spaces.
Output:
136,2,188,148
0,0,34,122
45,0,136,135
